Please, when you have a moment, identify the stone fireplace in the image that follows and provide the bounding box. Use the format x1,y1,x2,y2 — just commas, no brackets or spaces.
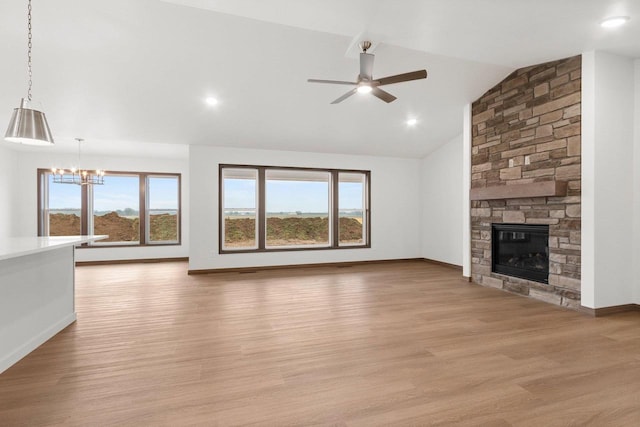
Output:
470,55,581,309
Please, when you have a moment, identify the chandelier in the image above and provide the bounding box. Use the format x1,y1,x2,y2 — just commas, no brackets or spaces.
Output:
52,138,105,185
5,0,54,145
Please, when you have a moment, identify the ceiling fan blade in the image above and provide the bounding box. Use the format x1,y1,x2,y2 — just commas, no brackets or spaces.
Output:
331,88,358,104
371,87,397,103
308,79,357,85
376,70,427,86
359,53,375,81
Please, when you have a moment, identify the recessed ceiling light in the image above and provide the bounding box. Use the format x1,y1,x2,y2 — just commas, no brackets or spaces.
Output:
357,85,372,94
600,16,630,28
205,97,218,106
406,118,418,126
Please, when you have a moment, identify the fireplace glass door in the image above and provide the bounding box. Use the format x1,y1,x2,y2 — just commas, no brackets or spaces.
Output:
491,223,549,283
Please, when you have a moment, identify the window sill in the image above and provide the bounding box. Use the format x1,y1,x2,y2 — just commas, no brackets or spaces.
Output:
220,244,370,254
79,242,182,249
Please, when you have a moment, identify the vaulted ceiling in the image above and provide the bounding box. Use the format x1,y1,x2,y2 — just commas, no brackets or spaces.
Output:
0,0,637,158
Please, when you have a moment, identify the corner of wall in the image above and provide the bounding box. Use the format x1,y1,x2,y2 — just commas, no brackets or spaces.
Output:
581,51,596,308
584,51,635,308
634,59,640,305
420,133,464,267
0,144,18,238
462,104,472,277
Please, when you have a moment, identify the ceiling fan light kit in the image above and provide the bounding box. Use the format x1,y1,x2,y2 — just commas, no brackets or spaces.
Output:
308,40,427,104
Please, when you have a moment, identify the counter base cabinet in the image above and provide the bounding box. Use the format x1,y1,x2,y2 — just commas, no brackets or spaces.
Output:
0,246,76,374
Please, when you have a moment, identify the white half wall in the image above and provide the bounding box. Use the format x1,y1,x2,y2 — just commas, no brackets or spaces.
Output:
0,245,76,374
189,145,422,271
0,143,18,239
581,51,636,308
421,133,463,266
12,147,189,262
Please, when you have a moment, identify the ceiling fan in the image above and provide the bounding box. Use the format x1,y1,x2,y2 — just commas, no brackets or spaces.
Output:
308,41,427,104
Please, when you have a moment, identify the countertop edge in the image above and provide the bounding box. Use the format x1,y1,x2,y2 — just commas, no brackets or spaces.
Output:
0,236,109,261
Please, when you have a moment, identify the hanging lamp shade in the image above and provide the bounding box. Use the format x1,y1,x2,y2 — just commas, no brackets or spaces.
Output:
5,0,54,146
5,98,54,145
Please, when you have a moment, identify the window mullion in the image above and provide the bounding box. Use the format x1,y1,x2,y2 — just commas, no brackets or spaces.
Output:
331,170,339,248
81,184,89,236
140,174,147,245
258,168,266,250
218,167,224,253
37,171,46,236
366,172,371,246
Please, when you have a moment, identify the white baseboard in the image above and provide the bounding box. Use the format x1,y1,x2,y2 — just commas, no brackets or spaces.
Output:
0,313,77,375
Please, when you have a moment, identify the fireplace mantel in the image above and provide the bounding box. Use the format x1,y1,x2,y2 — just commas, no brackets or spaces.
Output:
469,181,568,201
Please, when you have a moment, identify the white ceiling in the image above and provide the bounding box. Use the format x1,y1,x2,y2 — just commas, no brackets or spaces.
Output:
0,0,637,158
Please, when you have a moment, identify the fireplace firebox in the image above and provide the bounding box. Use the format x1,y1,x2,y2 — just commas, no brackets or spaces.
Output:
491,224,549,283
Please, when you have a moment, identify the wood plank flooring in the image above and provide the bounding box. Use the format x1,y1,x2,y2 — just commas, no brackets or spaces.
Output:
1,260,639,426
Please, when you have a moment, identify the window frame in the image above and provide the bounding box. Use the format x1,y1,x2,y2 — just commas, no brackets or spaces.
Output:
145,174,182,245
337,171,369,248
37,169,182,247
88,172,142,246
264,168,332,250
220,167,259,251
38,171,83,237
219,164,371,254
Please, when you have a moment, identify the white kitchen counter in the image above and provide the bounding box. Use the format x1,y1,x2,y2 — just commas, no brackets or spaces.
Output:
0,235,108,261
0,235,107,374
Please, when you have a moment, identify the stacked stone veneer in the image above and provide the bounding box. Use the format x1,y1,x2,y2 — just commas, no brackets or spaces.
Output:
471,55,581,308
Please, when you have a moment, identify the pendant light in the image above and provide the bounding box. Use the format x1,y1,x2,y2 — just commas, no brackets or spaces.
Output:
5,0,54,146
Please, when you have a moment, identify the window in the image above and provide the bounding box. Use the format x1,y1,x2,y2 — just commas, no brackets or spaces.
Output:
91,175,140,244
147,176,180,243
221,168,258,250
41,173,81,236
339,172,367,246
266,169,331,248
38,170,181,246
219,165,370,253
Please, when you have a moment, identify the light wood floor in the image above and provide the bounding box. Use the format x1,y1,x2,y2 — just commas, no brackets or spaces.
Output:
1,261,639,426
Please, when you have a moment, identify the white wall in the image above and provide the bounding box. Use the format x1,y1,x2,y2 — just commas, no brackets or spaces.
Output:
635,59,640,305
12,147,189,262
581,52,596,308
0,144,18,239
462,104,472,277
581,51,636,308
421,133,463,266
189,145,421,271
